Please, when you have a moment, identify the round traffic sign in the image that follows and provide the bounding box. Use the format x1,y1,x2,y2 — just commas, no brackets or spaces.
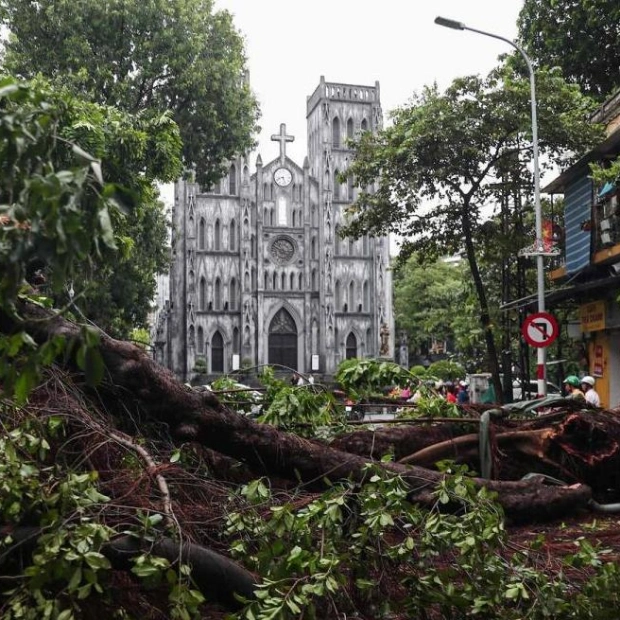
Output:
521,312,560,348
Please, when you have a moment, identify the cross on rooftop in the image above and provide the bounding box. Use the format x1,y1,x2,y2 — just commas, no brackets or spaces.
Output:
271,123,294,165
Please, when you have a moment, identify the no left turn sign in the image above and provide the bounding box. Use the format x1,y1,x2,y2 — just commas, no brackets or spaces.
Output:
521,312,560,348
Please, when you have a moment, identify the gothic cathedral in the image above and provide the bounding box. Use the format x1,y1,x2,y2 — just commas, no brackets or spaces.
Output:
155,76,394,380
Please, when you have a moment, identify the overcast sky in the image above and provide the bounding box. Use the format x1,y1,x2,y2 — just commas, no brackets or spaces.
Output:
216,0,526,167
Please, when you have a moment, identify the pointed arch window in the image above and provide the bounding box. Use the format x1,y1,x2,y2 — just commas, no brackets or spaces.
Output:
363,281,369,311
312,269,317,290
277,196,287,226
347,175,354,201
281,272,286,290
233,327,240,354
332,117,340,148
335,280,342,310
289,272,295,290
197,326,204,354
211,331,224,373
361,118,368,132
214,220,221,251
199,277,207,310
229,164,237,195
333,169,341,201
346,117,354,140
198,218,206,250
230,278,237,310
298,273,303,289
345,333,357,359
214,278,221,310
349,281,355,310
243,165,249,184
229,219,236,251
311,236,317,259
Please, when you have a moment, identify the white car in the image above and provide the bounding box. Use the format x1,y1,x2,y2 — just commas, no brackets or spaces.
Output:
512,379,561,401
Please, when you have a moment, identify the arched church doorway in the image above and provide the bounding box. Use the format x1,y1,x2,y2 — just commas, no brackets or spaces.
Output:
268,308,298,371
345,332,358,359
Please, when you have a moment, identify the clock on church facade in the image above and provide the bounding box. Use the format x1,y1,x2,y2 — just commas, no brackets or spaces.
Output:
156,77,394,381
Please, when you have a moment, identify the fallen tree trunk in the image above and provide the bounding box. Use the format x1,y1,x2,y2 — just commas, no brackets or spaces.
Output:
330,423,471,461
399,428,553,467
9,301,593,523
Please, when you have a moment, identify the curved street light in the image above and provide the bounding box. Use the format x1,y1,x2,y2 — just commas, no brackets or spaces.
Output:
435,16,548,397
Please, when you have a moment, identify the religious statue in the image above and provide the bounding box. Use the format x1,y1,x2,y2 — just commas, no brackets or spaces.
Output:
379,323,390,357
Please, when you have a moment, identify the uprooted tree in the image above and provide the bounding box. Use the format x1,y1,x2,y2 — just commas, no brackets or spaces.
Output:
5,76,620,620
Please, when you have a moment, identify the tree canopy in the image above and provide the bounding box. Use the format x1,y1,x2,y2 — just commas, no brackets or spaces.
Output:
393,256,482,363
342,61,602,398
0,75,183,338
518,0,620,100
0,0,260,187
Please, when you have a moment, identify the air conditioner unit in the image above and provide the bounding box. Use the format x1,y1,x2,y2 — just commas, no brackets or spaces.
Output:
601,219,612,231
601,231,613,245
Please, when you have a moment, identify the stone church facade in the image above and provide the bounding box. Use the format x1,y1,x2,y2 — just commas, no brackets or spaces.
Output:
155,76,394,380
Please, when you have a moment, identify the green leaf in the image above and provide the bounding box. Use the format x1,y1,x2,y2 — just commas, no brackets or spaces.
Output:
84,346,105,386
97,207,117,249
72,143,98,163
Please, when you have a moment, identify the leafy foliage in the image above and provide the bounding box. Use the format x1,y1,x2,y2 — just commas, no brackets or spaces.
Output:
226,463,620,619
0,0,260,187
0,410,204,619
0,78,119,309
334,358,413,400
342,61,602,400
0,73,183,338
518,0,620,100
393,256,485,362
426,359,466,382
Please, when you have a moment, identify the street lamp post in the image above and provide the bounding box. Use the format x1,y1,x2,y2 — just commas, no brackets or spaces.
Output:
434,16,548,397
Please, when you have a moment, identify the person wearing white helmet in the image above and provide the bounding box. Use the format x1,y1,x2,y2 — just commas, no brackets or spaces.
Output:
580,376,601,407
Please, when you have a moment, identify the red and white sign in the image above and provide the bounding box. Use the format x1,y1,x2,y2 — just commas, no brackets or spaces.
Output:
521,312,559,348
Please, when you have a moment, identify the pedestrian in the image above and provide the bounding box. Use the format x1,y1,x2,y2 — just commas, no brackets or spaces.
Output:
563,375,585,402
457,380,470,404
580,375,601,406
445,383,457,404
